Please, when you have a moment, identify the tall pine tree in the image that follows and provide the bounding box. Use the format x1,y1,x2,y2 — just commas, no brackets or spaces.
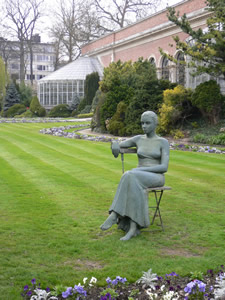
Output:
3,82,21,114
160,0,225,79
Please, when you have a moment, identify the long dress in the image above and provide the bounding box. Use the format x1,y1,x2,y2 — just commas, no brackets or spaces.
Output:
109,149,165,231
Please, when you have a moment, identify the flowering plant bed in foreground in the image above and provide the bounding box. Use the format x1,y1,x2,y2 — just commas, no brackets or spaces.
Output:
21,266,225,299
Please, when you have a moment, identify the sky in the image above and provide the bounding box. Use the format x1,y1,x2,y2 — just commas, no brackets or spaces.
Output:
38,0,182,43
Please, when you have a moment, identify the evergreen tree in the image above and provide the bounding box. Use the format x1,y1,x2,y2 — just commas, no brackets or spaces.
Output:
160,0,225,79
3,82,20,114
84,72,100,106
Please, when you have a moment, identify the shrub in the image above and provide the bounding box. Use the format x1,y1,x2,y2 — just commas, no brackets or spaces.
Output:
38,106,46,117
193,133,209,144
210,133,225,145
91,92,106,132
80,105,91,114
91,90,102,112
158,85,193,135
77,112,93,118
191,80,224,125
30,96,46,117
108,101,127,136
19,83,33,107
170,129,185,140
48,104,71,117
5,103,26,117
18,109,35,118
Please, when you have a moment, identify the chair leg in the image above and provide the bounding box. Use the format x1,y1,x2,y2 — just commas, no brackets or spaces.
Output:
150,190,164,231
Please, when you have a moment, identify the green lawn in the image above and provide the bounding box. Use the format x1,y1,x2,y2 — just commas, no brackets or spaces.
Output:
0,122,224,299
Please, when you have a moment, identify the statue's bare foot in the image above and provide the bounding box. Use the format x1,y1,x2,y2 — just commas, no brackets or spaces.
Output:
100,212,117,231
120,222,140,241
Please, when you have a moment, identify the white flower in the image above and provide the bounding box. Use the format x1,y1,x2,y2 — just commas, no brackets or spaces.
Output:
146,289,158,299
83,277,88,284
160,285,165,291
163,291,179,300
90,276,97,284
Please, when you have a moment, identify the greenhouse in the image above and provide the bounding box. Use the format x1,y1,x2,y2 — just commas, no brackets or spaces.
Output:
37,56,103,110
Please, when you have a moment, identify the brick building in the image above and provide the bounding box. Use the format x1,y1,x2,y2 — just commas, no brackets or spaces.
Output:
81,0,224,92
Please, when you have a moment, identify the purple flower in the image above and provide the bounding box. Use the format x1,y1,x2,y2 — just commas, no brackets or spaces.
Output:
221,265,224,269
31,278,36,285
198,282,206,292
169,286,175,291
100,293,111,300
111,279,118,285
24,285,29,291
106,277,111,284
169,272,178,276
74,285,87,296
157,276,163,281
116,276,127,284
155,285,160,290
184,281,195,294
46,287,50,292
26,290,32,297
62,287,73,298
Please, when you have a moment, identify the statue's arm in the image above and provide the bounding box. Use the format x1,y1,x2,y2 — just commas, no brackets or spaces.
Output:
111,136,139,158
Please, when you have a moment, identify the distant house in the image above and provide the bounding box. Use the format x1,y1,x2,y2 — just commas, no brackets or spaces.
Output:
0,34,55,86
81,0,225,93
37,56,103,110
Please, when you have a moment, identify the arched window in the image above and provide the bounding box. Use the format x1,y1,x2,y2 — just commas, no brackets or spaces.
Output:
161,56,169,80
149,57,156,68
176,52,185,85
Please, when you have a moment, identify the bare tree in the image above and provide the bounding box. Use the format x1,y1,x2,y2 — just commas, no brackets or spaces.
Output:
93,0,162,31
3,0,44,84
50,0,104,63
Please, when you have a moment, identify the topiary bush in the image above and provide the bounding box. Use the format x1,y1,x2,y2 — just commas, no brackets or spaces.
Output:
30,96,46,117
5,103,26,117
48,104,71,118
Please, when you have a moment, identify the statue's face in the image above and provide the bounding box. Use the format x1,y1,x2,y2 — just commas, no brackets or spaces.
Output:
141,115,156,134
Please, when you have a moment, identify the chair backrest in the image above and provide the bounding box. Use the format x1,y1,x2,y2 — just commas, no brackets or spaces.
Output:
120,148,137,173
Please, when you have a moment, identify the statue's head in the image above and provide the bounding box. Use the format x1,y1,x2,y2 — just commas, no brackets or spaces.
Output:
141,111,158,126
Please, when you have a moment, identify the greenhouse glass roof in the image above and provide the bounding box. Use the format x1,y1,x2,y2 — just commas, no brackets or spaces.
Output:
39,56,103,81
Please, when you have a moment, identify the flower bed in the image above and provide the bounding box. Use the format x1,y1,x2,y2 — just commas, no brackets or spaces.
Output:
21,266,225,299
39,125,225,155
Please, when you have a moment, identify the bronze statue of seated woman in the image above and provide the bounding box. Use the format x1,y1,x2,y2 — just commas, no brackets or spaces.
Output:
100,111,170,241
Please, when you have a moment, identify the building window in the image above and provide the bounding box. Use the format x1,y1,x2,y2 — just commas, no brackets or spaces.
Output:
11,63,19,69
27,74,35,80
161,57,169,80
149,57,156,68
37,75,45,80
176,52,185,85
37,65,48,71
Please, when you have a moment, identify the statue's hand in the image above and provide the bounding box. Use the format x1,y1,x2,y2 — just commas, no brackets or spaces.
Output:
111,141,120,158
